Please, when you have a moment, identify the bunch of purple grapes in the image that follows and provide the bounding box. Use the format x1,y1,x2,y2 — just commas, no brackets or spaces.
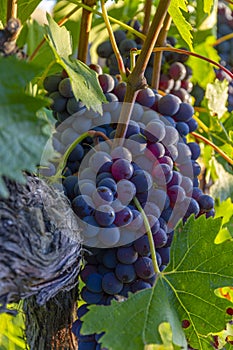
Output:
96,21,193,103
0,18,25,58
42,68,215,350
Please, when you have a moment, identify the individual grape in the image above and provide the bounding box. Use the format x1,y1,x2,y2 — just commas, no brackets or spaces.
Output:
92,186,114,206
43,74,62,92
131,280,151,292
174,102,194,122
68,143,84,162
89,151,112,172
168,62,186,80
140,214,160,235
102,249,118,268
145,142,165,160
187,118,198,132
98,74,115,93
119,38,137,54
111,146,132,162
126,209,143,231
80,264,98,283
62,175,79,199
66,97,85,115
58,77,74,98
95,204,115,227
161,125,179,146
114,206,133,227
159,73,174,92
198,194,214,212
89,63,103,74
81,287,103,304
82,216,100,238
77,304,89,318
77,181,96,198
49,91,67,112
131,169,153,193
187,142,201,160
72,195,95,218
144,121,166,143
125,120,141,138
192,187,203,201
136,88,156,108
86,273,103,293
117,246,138,264
153,228,168,248
96,172,114,184
115,263,136,283
176,121,190,136
98,177,117,197
192,160,201,177
113,82,127,101
126,134,147,155
111,159,134,181
97,41,113,58
78,341,96,350
134,257,155,279
104,93,119,112
152,163,173,186
184,197,200,218
72,113,92,134
116,179,136,205
157,94,181,116
114,29,127,44
134,235,150,256
98,225,120,246
102,272,123,294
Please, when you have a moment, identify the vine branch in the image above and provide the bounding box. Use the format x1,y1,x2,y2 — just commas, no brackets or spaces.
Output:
114,0,172,143
142,0,152,35
7,0,17,21
78,0,96,63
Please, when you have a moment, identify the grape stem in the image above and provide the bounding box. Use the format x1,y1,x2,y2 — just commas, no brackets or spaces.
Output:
100,0,126,78
78,0,96,63
151,13,172,90
191,132,233,165
133,197,160,275
114,0,172,143
142,0,152,35
212,33,233,47
7,0,17,21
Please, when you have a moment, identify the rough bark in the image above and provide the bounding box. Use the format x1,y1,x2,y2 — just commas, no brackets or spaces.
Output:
0,174,82,349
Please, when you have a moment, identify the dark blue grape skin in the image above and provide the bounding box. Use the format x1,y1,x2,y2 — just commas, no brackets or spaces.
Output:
92,186,114,205
63,175,79,200
184,197,200,218
192,160,201,177
136,88,156,108
198,194,214,212
146,142,165,159
131,169,152,193
119,38,137,54
96,171,114,184
157,94,181,116
157,247,170,265
131,280,151,292
95,204,115,227
97,178,117,196
144,121,166,143
102,249,118,269
173,102,194,122
86,273,103,293
77,304,89,318
81,287,103,304
115,263,136,283
134,257,155,280
187,118,198,132
49,91,67,112
43,74,62,92
102,272,123,294
187,142,201,160
114,207,133,227
98,74,115,93
78,341,96,350
58,77,74,98
68,144,84,162
153,228,168,248
133,235,150,256
72,195,94,218
80,265,98,283
111,158,134,181
117,246,138,264
97,41,113,58
176,121,190,136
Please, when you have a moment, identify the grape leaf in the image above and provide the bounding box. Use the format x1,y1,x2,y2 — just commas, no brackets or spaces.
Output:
210,161,233,202
168,0,193,50
205,79,229,119
17,0,42,23
0,0,7,25
81,216,233,350
145,323,182,350
45,15,106,114
204,0,214,15
215,198,233,243
0,57,49,197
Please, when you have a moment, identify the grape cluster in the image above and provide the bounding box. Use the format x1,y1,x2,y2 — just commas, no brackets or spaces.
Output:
0,18,25,58
42,70,215,350
96,22,193,103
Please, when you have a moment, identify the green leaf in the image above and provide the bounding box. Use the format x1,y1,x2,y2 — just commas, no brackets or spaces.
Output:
45,14,106,114
204,0,214,14
205,79,229,119
188,36,220,88
17,0,42,24
82,216,233,350
214,198,233,243
145,323,182,350
169,0,193,50
210,161,233,201
0,0,7,25
0,57,49,197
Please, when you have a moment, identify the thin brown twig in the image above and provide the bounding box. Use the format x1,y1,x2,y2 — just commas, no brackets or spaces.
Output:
142,0,152,35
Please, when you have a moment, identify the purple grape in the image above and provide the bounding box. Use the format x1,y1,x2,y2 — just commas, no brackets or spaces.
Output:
86,273,103,293
95,204,115,227
134,257,155,280
117,246,138,264
111,159,134,181
102,272,123,294
115,263,136,283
